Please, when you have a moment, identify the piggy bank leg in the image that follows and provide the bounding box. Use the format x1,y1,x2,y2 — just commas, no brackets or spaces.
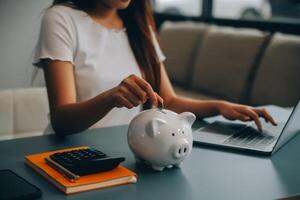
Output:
151,165,165,171
134,156,143,163
174,163,182,168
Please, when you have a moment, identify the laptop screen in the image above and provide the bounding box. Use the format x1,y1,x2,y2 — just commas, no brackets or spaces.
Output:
272,100,300,154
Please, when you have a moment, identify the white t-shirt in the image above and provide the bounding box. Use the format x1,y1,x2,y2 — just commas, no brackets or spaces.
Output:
33,5,165,132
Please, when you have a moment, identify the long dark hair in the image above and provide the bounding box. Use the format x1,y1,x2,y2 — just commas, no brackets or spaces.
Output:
52,0,161,108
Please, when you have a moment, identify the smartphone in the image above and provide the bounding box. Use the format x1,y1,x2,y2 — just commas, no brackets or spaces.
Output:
0,169,41,200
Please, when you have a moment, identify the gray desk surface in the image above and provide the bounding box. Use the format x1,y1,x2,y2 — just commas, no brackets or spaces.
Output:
0,106,300,200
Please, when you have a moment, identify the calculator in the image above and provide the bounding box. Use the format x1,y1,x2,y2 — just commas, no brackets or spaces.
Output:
48,148,125,176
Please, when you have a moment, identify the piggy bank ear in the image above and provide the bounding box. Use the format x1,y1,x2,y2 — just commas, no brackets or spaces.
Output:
146,118,166,138
179,112,196,126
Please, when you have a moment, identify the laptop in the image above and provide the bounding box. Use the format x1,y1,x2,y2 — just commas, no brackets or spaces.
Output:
193,100,300,155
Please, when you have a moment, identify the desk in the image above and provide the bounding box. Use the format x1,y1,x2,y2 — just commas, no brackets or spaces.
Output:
0,106,300,200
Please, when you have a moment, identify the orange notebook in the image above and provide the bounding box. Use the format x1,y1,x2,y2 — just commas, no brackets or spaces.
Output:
25,146,137,194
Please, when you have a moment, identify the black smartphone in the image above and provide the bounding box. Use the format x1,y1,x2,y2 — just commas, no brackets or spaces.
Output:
0,169,41,200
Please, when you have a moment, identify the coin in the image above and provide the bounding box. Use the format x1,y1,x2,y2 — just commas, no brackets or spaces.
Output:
157,101,166,114
157,101,164,110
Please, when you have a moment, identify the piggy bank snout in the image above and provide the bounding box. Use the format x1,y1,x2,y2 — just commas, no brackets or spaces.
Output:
171,139,191,160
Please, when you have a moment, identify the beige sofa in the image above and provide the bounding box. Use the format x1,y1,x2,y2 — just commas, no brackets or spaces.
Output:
159,21,300,107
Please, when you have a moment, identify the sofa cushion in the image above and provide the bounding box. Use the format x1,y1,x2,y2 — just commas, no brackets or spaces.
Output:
250,33,300,107
191,25,269,102
0,90,13,138
160,21,209,86
13,87,49,134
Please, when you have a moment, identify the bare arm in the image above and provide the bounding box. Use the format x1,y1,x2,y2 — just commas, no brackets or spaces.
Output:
42,60,162,135
43,60,116,135
159,63,276,131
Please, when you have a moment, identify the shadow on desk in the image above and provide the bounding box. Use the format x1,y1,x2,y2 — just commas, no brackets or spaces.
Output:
193,142,270,158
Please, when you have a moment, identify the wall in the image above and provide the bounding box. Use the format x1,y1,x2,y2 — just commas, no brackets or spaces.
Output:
0,0,51,90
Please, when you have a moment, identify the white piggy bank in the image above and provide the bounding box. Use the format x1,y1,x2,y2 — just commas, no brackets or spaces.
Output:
127,109,196,171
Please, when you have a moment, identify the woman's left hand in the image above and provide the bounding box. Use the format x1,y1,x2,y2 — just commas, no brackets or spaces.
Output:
218,101,277,131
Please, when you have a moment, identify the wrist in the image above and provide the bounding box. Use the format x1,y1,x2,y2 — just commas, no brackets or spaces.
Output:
96,88,116,111
106,88,118,109
214,100,228,114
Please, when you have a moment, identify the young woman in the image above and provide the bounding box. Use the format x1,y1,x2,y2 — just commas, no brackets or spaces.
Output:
33,0,276,135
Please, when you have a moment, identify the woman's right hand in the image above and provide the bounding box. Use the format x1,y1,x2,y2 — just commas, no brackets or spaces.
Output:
110,74,163,109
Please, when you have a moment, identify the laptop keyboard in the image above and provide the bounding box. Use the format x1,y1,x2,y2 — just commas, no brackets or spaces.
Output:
223,126,276,150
